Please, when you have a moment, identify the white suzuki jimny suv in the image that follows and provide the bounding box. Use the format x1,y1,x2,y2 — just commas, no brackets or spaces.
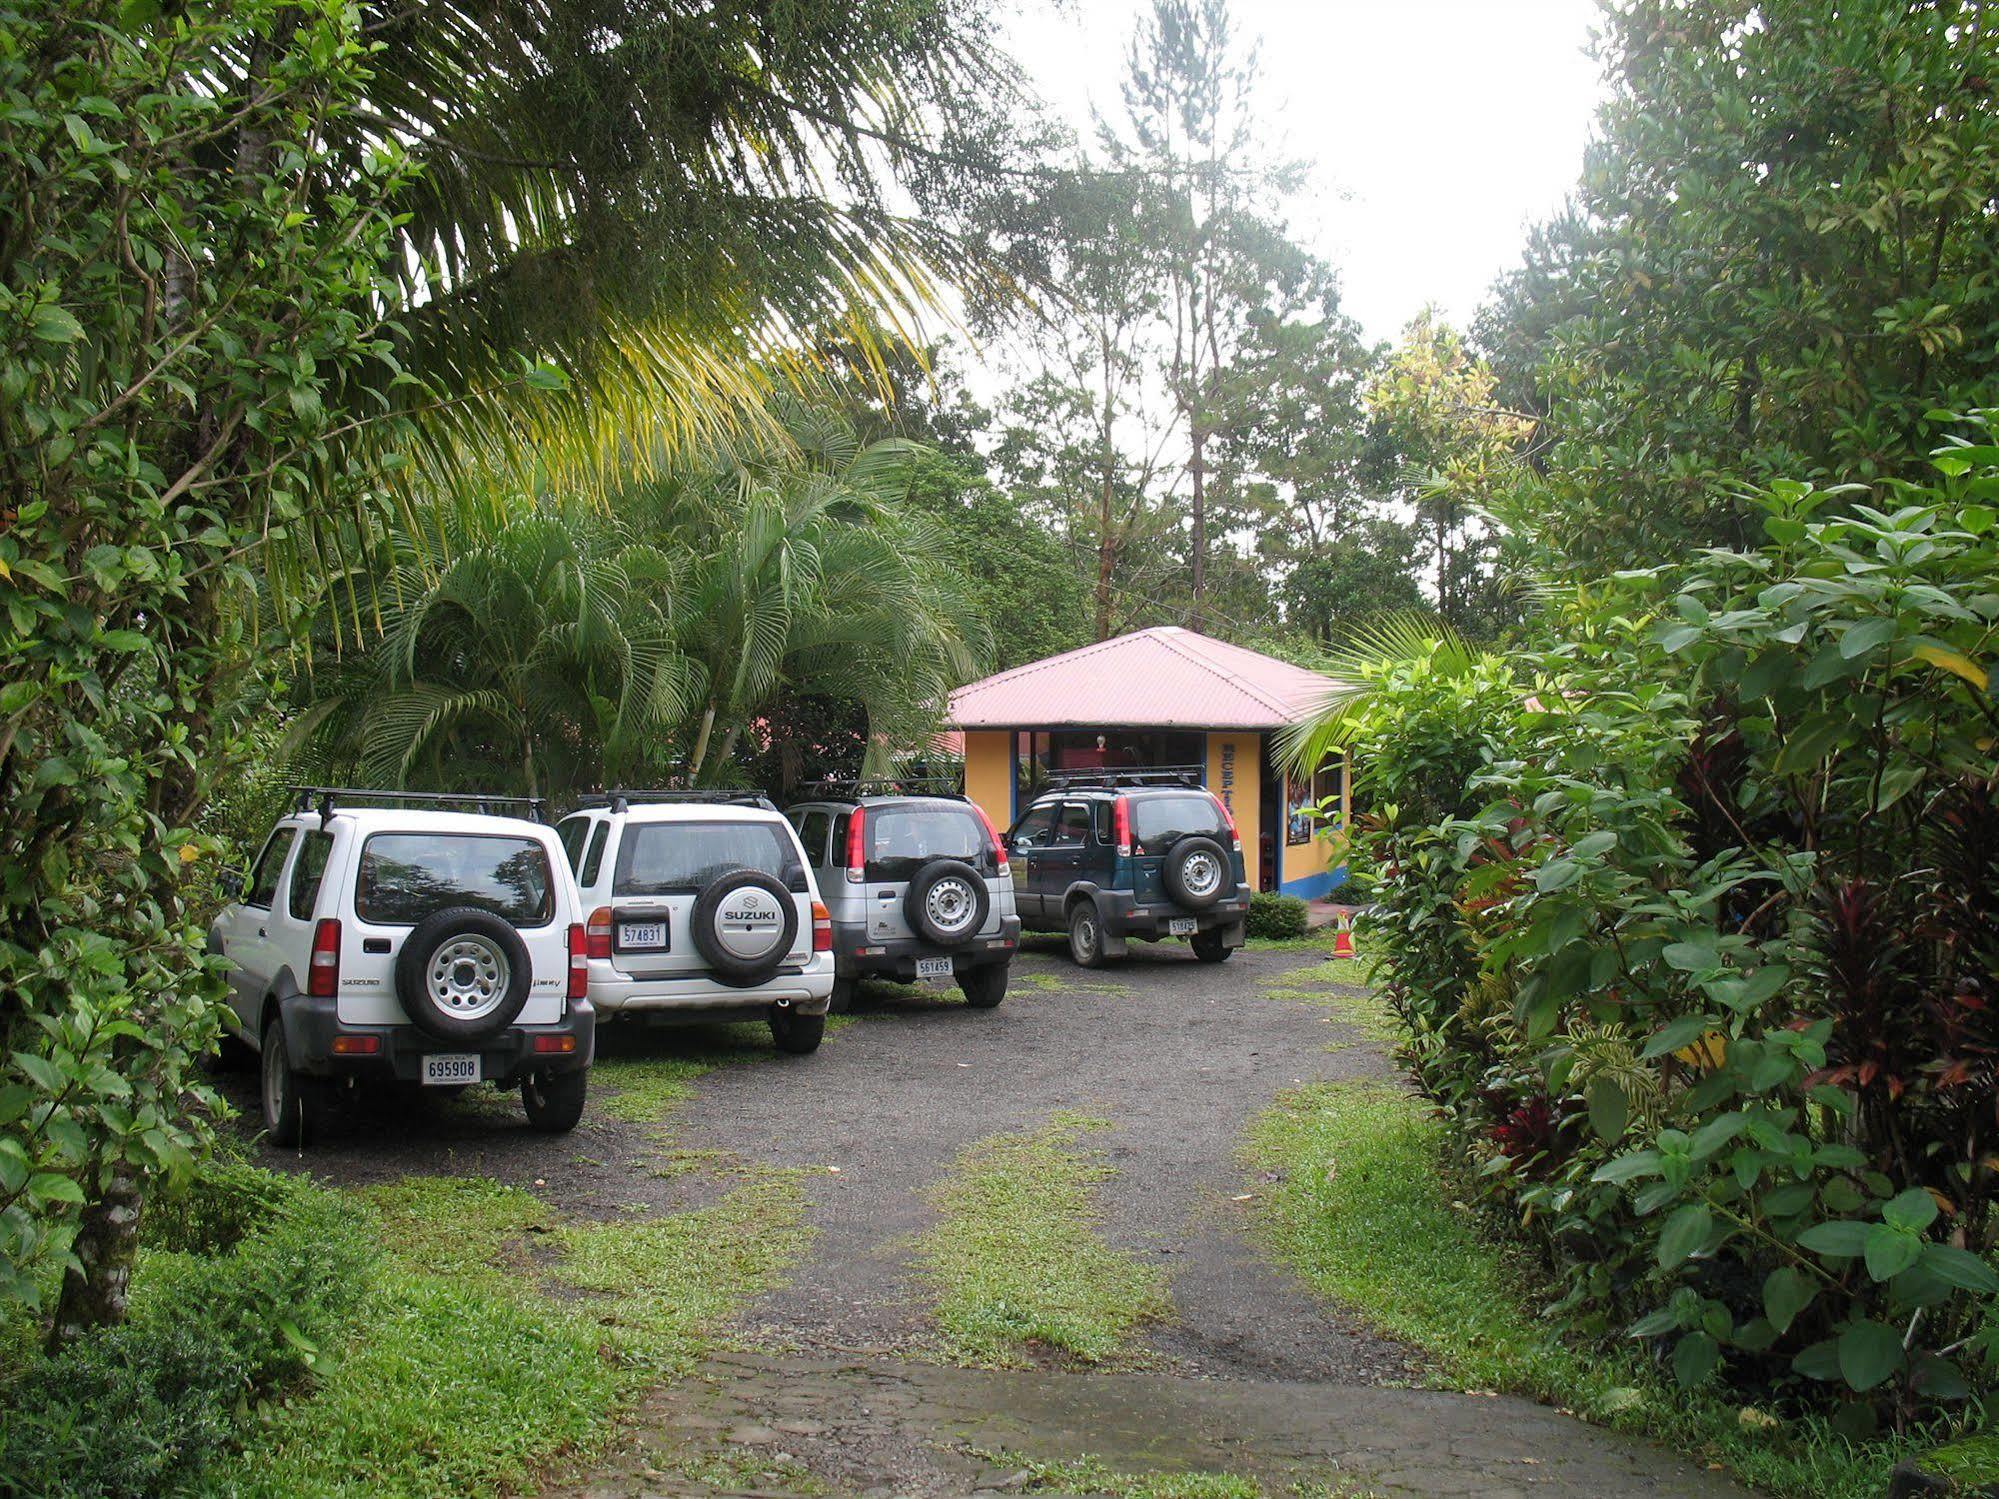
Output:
555,791,835,1054
209,789,593,1146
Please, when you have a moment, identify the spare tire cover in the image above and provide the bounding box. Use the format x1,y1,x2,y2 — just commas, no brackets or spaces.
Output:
690,868,800,988
1163,835,1233,911
903,859,990,947
395,906,534,1043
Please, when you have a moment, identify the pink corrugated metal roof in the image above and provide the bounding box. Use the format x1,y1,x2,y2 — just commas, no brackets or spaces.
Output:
948,627,1346,730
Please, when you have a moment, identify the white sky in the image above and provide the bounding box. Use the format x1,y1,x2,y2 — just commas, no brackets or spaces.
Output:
999,0,1609,344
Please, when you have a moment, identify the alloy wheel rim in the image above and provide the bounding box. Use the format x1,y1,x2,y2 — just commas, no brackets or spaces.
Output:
428,935,509,1020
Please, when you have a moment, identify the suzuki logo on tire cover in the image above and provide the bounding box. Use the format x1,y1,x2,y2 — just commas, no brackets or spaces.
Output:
715,886,787,960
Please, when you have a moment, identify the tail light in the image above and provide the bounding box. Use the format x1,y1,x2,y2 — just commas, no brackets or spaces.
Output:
308,918,341,998
532,1033,578,1054
1113,795,1132,858
970,802,1009,877
586,906,612,959
1211,792,1242,852
811,900,833,952
845,807,867,884
567,922,588,999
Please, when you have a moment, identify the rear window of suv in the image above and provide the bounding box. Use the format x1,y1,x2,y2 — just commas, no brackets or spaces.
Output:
615,820,806,896
356,834,554,926
864,804,993,880
1130,794,1226,855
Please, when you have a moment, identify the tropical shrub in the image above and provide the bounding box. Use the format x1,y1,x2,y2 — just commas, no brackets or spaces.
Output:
1246,892,1310,942
0,1164,372,1497
1323,433,1999,1431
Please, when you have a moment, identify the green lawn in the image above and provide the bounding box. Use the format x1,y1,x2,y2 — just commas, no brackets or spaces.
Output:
916,1112,1172,1367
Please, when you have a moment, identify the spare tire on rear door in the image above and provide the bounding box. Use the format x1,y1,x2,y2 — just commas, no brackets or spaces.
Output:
903,858,990,947
395,906,534,1043
1163,836,1233,910
690,868,799,988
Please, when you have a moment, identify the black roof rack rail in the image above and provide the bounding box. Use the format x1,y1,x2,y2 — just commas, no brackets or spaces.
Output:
573,788,778,814
288,786,547,821
796,776,966,802
1041,765,1207,792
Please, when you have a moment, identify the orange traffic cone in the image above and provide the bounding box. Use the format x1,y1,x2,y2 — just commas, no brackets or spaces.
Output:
1332,912,1355,960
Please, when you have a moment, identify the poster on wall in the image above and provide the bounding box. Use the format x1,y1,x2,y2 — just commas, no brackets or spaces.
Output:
1285,777,1312,845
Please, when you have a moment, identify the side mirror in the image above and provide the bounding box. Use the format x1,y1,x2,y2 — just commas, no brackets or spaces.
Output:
217,869,244,898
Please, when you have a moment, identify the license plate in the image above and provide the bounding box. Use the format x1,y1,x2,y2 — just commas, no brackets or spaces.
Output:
619,921,666,950
915,956,954,981
422,1053,480,1086
1168,917,1198,936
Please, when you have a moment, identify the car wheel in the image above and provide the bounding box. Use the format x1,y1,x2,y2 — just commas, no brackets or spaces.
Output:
1163,836,1233,910
959,964,1008,1008
769,1006,825,1055
395,907,533,1044
903,859,991,946
1067,902,1105,968
828,977,856,1015
521,1069,588,1132
1191,929,1233,964
261,1014,326,1148
691,868,799,987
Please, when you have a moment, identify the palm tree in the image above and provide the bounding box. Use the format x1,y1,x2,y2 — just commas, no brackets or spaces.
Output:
1274,612,1481,777
290,405,985,796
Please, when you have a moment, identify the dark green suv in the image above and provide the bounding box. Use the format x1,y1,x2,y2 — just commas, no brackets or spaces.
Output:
1004,772,1249,967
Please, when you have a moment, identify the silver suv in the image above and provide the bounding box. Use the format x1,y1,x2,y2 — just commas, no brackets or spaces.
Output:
555,791,835,1054
208,789,593,1147
784,788,1019,1011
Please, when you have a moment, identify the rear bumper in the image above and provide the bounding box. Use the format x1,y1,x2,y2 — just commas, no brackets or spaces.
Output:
587,956,835,1019
283,993,595,1082
832,916,1020,982
1098,892,1248,944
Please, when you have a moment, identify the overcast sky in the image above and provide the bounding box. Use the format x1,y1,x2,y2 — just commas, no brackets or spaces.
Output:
999,0,1610,345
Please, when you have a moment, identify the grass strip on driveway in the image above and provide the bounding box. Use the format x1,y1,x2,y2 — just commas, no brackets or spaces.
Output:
917,1111,1171,1367
1245,1078,1908,1499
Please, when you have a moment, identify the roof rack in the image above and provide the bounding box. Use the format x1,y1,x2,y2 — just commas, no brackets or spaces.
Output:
1042,765,1207,791
798,776,966,801
288,786,547,821
573,788,778,814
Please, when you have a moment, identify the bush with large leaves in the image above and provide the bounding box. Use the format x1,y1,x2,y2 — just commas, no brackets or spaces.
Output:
1303,434,1999,1429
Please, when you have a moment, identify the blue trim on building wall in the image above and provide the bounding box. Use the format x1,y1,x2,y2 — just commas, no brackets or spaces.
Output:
1278,867,1346,900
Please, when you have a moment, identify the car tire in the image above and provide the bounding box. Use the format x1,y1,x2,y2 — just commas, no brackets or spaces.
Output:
690,868,800,988
395,907,533,1043
769,1006,825,1055
261,1014,327,1149
521,1069,587,1132
828,977,856,1014
1067,901,1106,968
1163,836,1233,910
1190,929,1233,964
903,859,990,946
959,964,1008,1008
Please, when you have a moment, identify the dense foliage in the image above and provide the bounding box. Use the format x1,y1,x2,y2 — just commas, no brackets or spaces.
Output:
0,0,415,1335
1484,0,1999,571
1319,439,1999,1430
287,408,983,799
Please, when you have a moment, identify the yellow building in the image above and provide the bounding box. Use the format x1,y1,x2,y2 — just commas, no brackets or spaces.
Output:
948,627,1350,897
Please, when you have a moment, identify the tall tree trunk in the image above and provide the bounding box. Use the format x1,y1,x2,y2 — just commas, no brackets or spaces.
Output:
688,704,717,782
47,1165,142,1352
1096,328,1117,641
1188,423,1207,633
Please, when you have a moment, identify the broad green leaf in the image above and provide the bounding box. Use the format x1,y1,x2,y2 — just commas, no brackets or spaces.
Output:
1836,1320,1904,1392
1762,1267,1815,1334
1587,1076,1629,1143
1657,1202,1712,1269
1839,617,1896,659
1592,1148,1663,1185
26,1172,83,1205
1863,1224,1920,1283
1920,1243,1999,1295
1882,1187,1939,1233
31,303,83,343
1662,940,1721,973
1797,1220,1871,1258
1674,1331,1720,1387
1641,1015,1712,1060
